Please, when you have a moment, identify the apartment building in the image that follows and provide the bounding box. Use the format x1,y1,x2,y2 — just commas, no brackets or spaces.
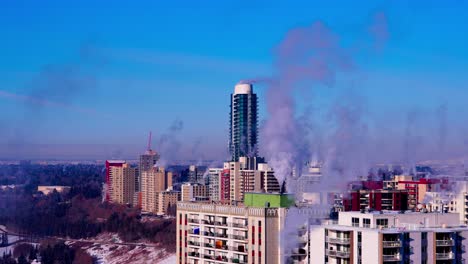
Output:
228,157,280,202
158,190,181,215
306,211,468,264
141,166,173,213
384,175,442,209
176,193,292,264
208,168,222,201
182,183,209,202
110,163,137,205
344,189,409,212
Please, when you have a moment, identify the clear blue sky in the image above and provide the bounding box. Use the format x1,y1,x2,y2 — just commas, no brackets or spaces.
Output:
1,0,467,160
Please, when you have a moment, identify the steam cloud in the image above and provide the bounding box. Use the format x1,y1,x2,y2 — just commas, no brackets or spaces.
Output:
157,119,184,166
257,13,390,260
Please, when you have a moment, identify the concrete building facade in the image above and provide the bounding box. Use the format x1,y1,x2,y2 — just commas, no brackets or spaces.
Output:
110,163,137,205
176,193,291,264
306,211,468,264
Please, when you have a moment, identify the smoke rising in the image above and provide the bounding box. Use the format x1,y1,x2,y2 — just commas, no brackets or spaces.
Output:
262,21,356,188
156,119,184,166
258,13,390,261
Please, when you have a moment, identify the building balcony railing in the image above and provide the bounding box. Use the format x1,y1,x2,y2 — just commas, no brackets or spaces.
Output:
382,254,401,261
215,244,229,251
383,241,401,248
188,252,200,257
203,232,228,239
230,234,248,241
326,237,351,244
188,241,201,247
230,222,248,229
188,219,200,224
214,221,229,227
326,249,350,258
202,220,215,226
229,246,248,253
436,252,454,260
436,240,455,246
230,258,247,264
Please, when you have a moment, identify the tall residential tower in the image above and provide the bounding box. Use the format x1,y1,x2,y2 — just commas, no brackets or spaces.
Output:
229,83,258,161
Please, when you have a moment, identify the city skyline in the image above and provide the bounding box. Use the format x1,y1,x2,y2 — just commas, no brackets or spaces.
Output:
1,1,468,163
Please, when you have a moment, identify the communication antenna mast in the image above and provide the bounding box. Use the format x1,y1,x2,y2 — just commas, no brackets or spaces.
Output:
147,131,152,151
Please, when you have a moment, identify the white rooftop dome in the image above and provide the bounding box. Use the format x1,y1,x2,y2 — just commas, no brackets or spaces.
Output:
234,83,253,95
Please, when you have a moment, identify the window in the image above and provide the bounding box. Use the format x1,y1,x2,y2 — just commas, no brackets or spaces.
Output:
363,218,371,228
422,232,427,240
376,219,388,228
352,217,360,227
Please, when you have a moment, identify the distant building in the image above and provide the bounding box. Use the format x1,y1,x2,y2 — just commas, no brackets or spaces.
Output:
229,83,258,161
208,168,222,201
341,189,409,211
37,186,71,195
181,183,209,202
228,157,280,202
105,160,126,202
141,166,173,213
138,149,159,192
110,164,137,205
390,175,442,209
220,168,231,202
158,191,180,215
188,165,207,184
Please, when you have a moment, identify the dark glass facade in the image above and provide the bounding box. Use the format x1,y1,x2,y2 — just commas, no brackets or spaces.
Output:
229,91,258,161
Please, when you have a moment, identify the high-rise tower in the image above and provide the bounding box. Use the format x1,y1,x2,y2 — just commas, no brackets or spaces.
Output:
229,83,258,161
138,132,160,191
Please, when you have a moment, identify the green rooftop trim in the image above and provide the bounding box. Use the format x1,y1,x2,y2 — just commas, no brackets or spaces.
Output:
243,192,294,208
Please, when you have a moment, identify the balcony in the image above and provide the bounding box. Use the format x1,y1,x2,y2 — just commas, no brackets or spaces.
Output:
188,241,201,247
382,254,401,261
214,221,228,227
230,258,247,264
327,237,351,245
436,240,455,246
229,246,248,253
230,222,248,229
213,255,229,262
188,252,200,257
436,252,454,260
188,218,200,224
326,249,350,258
382,241,401,248
202,220,215,226
230,234,248,241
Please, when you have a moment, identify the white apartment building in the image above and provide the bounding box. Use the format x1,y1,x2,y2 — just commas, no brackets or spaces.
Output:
306,211,468,264
208,168,222,201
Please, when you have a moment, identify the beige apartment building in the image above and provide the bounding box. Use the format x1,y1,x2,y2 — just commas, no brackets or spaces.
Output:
110,164,137,205
176,193,292,264
141,166,173,213
158,190,181,215
182,183,209,202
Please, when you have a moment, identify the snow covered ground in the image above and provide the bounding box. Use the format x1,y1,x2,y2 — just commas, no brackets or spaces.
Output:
66,233,175,264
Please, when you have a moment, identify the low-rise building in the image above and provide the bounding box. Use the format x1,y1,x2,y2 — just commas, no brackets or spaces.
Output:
306,211,468,264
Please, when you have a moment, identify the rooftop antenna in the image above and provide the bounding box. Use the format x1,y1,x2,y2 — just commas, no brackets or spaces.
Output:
147,131,152,151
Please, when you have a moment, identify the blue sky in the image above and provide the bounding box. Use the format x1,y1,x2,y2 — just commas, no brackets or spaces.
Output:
1,0,468,160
